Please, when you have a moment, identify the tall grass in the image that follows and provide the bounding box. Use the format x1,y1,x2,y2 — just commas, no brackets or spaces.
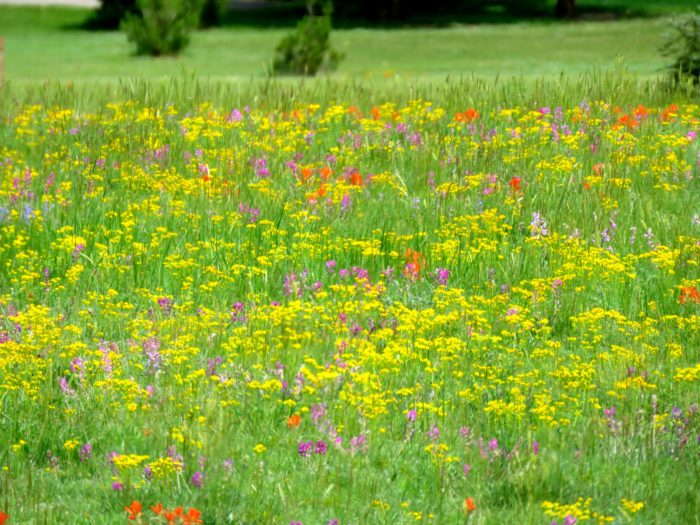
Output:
0,73,698,524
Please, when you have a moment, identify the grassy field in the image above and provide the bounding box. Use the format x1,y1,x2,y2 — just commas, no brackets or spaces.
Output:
0,75,699,524
1,2,699,524
0,4,691,84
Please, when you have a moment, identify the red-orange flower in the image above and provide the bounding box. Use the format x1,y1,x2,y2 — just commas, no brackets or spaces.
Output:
300,167,314,183
509,176,521,192
348,170,363,186
150,503,163,515
125,501,142,521
287,414,301,428
0,511,9,525
614,114,639,130
464,497,477,513
680,286,700,305
454,108,479,123
183,508,203,525
660,104,678,122
403,248,425,281
634,104,649,119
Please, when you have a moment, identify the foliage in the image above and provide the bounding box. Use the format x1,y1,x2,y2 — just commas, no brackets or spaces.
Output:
1,77,700,523
85,0,139,29
198,0,228,28
272,3,343,76
661,6,700,83
121,0,203,55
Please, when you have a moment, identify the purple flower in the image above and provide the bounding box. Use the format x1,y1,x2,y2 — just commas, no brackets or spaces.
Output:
298,441,314,458
488,438,499,452
325,260,337,273
406,409,417,422
340,193,352,212
59,377,75,396
227,109,243,122
350,435,367,453
230,302,247,323
315,440,327,455
311,404,326,422
111,481,124,491
530,211,549,238
564,515,577,525
427,425,440,441
463,464,471,477
158,297,173,314
532,441,539,456
435,268,450,286
79,443,92,462
190,470,204,488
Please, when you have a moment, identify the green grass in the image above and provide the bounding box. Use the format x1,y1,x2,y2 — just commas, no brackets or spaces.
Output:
0,5,690,84
0,73,698,525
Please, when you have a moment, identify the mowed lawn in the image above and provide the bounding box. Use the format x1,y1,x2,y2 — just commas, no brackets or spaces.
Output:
0,5,681,84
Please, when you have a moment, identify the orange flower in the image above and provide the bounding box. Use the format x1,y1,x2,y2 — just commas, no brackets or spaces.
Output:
150,503,163,515
300,167,314,183
634,104,649,119
614,114,639,130
320,166,332,180
163,509,177,525
349,170,363,186
370,107,381,120
125,501,142,521
509,176,521,192
592,163,604,176
0,511,8,525
454,108,479,123
464,497,477,513
287,414,301,428
403,248,424,281
680,286,700,305
183,508,203,525
660,104,678,122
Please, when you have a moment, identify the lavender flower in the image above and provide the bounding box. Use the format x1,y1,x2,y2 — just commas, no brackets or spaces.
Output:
190,471,204,488
79,443,92,462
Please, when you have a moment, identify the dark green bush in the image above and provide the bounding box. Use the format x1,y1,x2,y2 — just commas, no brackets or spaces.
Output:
85,0,139,29
662,7,700,83
272,3,343,76
122,0,203,56
199,0,229,28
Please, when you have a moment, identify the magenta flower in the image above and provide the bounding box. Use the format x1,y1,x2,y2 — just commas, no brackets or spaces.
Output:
190,471,203,488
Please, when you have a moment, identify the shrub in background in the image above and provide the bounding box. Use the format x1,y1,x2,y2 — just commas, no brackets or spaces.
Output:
122,0,203,56
199,0,229,28
662,6,700,83
85,0,139,29
272,2,343,76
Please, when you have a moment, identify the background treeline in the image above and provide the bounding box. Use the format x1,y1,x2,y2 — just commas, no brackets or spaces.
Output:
87,0,574,30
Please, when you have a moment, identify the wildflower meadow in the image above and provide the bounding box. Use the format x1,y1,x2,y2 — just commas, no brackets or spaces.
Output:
0,77,699,524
